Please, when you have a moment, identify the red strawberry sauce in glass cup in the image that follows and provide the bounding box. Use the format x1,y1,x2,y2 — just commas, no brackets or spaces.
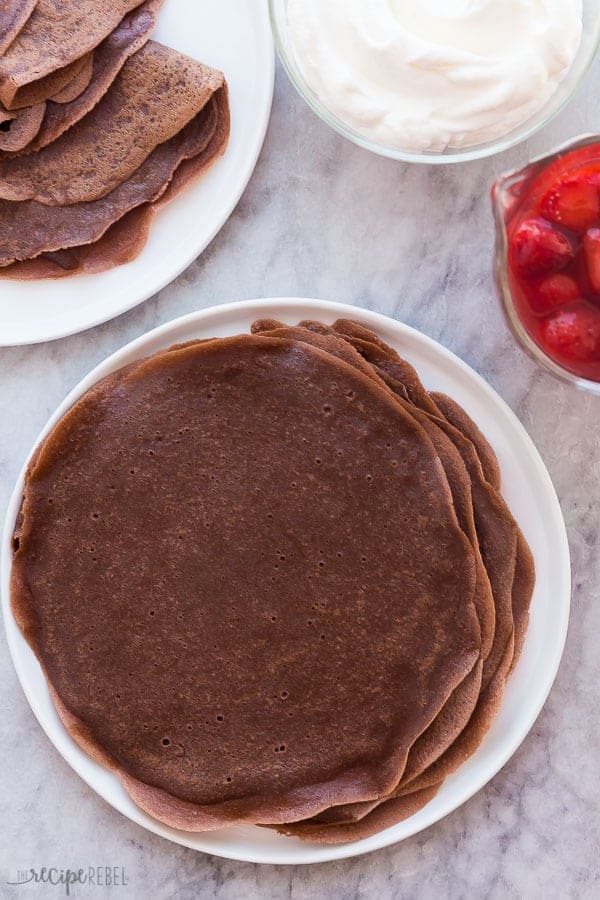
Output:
493,135,600,391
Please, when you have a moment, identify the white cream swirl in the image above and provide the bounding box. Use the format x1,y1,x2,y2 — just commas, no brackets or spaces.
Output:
287,0,583,152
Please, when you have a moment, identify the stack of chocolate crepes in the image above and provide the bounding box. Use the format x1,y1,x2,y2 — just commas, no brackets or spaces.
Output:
12,320,534,844
0,0,229,279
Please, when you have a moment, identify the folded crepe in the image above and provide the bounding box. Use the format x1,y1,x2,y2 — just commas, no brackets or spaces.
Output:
0,54,95,153
0,40,226,205
48,53,94,104
1,51,94,112
0,102,44,152
1,206,155,280
0,0,163,157
0,0,37,55
0,86,229,271
0,0,146,109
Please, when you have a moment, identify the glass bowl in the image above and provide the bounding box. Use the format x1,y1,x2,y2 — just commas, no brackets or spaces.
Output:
269,0,600,165
492,134,600,395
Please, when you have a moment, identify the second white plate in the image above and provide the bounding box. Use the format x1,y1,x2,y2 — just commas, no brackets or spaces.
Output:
0,0,274,346
1,298,570,864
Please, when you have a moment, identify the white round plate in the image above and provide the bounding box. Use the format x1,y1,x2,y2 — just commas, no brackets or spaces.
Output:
0,2,274,347
1,299,571,864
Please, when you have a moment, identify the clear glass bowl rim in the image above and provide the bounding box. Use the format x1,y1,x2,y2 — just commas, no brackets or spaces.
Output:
269,0,600,165
492,133,600,395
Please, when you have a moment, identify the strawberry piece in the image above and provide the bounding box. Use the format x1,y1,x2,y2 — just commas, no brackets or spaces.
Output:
541,172,600,233
520,151,600,212
583,227,600,294
542,305,600,363
528,274,580,315
509,219,574,278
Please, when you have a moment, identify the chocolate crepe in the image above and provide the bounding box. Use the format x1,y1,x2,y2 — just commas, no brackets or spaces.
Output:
0,51,93,112
0,41,225,204
2,0,163,157
48,53,94,104
0,205,154,280
12,335,481,829
0,0,145,109
0,89,227,267
10,321,534,842
0,0,36,55
0,85,229,278
0,102,44,152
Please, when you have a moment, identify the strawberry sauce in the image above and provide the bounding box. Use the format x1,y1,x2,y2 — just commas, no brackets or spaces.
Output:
506,143,600,381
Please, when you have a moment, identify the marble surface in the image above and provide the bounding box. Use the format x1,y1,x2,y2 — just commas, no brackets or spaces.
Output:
1,53,600,899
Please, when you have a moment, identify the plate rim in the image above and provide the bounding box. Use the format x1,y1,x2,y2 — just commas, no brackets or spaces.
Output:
0,3,275,348
1,297,571,864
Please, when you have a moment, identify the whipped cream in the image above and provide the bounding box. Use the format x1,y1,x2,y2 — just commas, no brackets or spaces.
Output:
287,0,583,152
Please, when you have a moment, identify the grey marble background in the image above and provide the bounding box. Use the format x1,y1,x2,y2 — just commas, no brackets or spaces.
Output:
1,52,600,900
